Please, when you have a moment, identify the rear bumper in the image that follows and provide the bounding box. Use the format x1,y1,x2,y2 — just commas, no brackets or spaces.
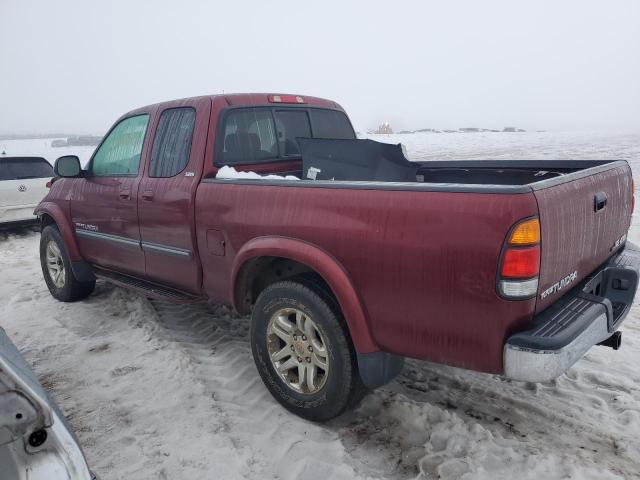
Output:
504,242,640,382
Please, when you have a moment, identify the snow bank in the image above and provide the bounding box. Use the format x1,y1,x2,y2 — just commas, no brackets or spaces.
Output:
216,165,299,181
354,393,624,480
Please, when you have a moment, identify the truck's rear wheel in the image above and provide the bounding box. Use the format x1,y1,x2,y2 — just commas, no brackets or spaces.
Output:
40,225,95,302
251,280,365,421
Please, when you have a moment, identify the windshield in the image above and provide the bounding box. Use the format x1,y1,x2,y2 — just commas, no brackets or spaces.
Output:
0,157,53,180
220,107,355,165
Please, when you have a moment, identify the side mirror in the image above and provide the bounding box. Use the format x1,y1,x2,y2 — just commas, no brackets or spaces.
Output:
54,155,82,177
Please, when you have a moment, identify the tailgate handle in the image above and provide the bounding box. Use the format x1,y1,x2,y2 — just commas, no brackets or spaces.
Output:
594,192,607,212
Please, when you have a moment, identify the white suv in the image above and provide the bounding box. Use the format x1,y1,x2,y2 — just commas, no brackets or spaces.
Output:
0,156,53,226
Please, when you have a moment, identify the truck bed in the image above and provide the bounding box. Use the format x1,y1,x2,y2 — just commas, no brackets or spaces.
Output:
294,138,620,189
206,155,632,372
414,160,614,186
224,158,624,194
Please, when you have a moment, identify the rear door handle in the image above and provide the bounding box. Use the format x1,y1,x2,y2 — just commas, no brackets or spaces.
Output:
119,190,131,200
141,190,154,201
594,192,607,212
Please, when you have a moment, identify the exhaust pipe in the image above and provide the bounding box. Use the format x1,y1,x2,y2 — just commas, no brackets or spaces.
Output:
597,331,622,350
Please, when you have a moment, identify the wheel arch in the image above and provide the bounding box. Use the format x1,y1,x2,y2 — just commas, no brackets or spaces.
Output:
35,202,82,262
232,236,377,353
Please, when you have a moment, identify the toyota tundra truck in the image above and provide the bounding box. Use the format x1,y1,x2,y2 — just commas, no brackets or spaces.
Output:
35,93,639,421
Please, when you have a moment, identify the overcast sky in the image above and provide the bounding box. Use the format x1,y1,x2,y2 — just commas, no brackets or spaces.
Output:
1,0,638,134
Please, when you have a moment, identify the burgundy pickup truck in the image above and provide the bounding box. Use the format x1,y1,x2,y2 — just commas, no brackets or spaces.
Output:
36,93,639,421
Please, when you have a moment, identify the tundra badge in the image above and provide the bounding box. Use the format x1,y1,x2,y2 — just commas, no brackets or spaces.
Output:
74,222,98,232
540,271,578,300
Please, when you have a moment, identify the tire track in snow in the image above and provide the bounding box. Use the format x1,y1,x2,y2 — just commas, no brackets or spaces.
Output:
144,298,637,479
145,300,370,480
388,350,640,478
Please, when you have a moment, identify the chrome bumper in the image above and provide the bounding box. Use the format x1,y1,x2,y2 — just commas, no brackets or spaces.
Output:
504,242,640,383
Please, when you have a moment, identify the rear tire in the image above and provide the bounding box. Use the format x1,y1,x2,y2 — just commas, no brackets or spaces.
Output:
250,280,366,421
40,225,95,302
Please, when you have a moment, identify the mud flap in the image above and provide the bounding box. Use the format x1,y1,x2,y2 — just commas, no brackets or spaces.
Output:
356,352,405,389
71,261,96,282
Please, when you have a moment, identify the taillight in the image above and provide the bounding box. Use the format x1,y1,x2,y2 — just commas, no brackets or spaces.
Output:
497,217,540,299
501,247,540,278
268,94,305,104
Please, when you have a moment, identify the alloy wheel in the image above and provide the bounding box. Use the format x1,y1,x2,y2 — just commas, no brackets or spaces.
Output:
266,308,329,394
46,240,65,288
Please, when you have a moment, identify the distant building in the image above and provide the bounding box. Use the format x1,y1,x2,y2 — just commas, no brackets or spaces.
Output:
375,122,393,134
503,127,517,132
459,127,480,133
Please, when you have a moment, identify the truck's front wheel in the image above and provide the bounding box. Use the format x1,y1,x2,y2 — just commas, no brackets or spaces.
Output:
251,280,365,421
40,225,95,302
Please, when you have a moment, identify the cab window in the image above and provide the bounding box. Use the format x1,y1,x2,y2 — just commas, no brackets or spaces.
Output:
309,109,355,139
222,109,277,164
274,110,311,156
149,108,195,177
219,107,355,165
92,114,149,176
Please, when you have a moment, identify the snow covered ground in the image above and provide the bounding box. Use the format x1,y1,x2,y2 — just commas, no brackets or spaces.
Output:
0,137,95,167
1,132,640,479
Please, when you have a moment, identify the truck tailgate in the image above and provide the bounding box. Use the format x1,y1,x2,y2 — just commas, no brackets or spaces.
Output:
534,161,633,313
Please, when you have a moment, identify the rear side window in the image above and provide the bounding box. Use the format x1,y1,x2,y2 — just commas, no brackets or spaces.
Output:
92,114,149,176
0,157,53,180
219,107,355,165
149,108,196,177
310,109,354,139
223,109,278,164
274,110,311,156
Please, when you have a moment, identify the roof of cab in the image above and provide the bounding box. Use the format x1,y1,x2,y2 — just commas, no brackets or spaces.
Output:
220,93,339,109
122,93,343,118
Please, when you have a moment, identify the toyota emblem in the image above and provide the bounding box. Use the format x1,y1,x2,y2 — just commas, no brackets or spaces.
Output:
18,184,27,192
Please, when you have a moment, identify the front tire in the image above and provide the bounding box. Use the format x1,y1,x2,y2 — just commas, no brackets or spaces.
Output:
40,225,95,302
251,280,365,421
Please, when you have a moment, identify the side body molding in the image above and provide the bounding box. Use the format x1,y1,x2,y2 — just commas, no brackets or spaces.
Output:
232,236,378,353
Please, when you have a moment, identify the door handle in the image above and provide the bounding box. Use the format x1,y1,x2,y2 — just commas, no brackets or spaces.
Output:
594,192,607,212
141,190,154,201
119,190,131,200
